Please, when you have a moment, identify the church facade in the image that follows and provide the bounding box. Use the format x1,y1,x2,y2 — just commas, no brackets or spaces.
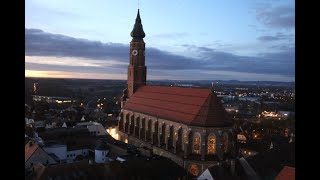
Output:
118,10,235,177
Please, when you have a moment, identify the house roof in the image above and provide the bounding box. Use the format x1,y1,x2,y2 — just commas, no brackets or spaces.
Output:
123,86,232,127
35,160,96,180
238,157,261,180
275,166,295,180
95,142,109,151
25,141,39,162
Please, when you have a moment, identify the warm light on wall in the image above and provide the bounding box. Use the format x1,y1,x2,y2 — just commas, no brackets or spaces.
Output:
106,127,119,140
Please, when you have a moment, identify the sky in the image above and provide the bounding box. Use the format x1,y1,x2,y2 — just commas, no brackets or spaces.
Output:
25,0,295,82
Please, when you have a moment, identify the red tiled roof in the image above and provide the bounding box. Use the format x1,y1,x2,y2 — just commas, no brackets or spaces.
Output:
25,142,39,162
123,86,232,127
275,166,295,180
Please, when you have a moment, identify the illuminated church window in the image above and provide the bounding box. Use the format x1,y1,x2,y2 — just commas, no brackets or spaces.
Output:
193,133,201,154
207,133,216,154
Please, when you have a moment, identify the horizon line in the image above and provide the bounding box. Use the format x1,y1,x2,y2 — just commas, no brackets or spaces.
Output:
25,76,295,83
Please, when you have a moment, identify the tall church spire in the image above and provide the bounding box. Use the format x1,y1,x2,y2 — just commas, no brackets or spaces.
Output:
125,9,147,99
130,9,145,42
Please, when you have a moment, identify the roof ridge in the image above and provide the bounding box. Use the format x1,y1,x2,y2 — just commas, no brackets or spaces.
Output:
204,92,214,125
191,91,212,124
25,144,39,162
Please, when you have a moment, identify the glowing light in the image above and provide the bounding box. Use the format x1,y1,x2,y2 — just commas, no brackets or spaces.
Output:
26,70,51,78
106,127,119,140
25,70,127,80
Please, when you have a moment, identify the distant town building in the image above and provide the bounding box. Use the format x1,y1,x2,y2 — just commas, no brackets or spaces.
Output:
32,95,76,104
278,111,295,119
76,121,107,136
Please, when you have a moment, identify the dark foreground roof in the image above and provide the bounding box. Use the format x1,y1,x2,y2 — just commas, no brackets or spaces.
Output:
27,156,186,180
246,142,295,180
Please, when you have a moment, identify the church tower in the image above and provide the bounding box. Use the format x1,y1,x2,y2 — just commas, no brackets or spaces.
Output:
127,9,147,98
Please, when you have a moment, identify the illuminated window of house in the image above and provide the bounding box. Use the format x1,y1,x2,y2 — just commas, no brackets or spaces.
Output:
207,133,216,154
189,164,199,176
193,133,201,154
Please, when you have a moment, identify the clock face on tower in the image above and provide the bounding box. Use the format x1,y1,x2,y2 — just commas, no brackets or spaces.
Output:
132,50,138,56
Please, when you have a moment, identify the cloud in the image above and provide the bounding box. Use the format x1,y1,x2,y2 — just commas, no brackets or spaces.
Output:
25,28,294,81
255,5,295,28
258,36,280,42
25,29,128,60
258,33,294,42
184,45,294,77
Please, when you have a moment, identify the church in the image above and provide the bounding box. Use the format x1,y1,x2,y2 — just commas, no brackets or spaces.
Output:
118,9,235,177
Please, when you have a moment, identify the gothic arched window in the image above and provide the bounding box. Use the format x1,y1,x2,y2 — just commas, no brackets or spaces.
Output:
207,133,216,154
193,133,201,154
